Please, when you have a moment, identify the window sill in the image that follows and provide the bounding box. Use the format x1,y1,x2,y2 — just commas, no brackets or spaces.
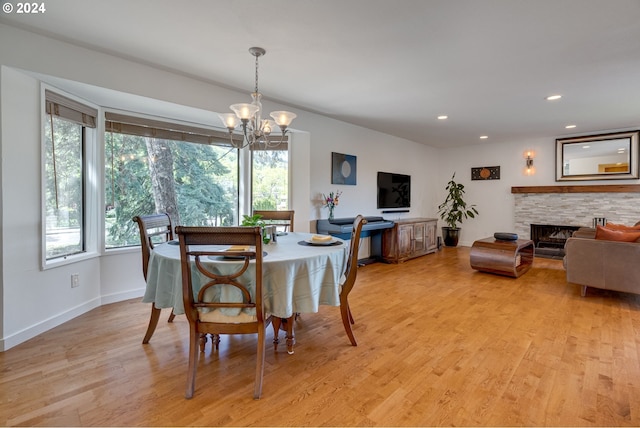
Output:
42,250,100,271
103,245,140,257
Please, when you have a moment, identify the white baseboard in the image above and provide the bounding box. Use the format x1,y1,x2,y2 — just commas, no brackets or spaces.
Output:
0,297,101,351
100,287,145,305
0,288,146,351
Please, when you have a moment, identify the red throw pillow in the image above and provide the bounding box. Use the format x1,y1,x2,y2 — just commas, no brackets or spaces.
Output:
595,225,640,242
604,222,640,231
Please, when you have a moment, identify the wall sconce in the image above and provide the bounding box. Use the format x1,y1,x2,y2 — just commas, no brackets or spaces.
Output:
524,150,535,175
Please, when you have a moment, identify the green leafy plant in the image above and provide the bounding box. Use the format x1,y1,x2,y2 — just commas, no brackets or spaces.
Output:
438,173,479,229
240,214,265,227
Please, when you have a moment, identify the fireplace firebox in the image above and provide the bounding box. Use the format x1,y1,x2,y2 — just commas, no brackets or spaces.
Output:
530,224,581,259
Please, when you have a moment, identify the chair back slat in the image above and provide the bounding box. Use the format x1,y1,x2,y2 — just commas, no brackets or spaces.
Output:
193,254,253,304
175,226,265,324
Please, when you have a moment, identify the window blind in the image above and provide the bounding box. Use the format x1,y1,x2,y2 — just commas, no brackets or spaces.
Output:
105,112,242,147
45,90,97,128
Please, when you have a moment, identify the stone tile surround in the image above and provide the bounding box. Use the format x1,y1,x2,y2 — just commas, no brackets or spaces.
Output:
514,192,640,239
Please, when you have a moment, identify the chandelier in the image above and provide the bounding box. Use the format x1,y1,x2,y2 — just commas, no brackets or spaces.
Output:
218,47,297,148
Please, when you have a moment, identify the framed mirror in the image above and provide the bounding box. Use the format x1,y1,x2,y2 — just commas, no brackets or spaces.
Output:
556,131,639,181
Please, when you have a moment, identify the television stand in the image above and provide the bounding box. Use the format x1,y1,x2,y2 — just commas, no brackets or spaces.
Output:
381,218,438,263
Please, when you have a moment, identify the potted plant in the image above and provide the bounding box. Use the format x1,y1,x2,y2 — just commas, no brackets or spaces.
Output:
438,173,478,246
240,214,264,227
241,214,273,244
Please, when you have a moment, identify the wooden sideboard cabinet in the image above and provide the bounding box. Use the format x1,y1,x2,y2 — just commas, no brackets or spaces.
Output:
382,218,438,263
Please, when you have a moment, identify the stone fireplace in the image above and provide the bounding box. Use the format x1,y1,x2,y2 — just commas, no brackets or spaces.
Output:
512,185,640,257
530,224,581,259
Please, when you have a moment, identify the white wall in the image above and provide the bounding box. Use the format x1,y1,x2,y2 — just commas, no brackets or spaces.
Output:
298,114,439,227
0,23,440,349
437,136,640,247
1,66,103,349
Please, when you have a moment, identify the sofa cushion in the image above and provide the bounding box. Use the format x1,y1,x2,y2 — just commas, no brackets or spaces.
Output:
604,222,640,231
595,225,640,242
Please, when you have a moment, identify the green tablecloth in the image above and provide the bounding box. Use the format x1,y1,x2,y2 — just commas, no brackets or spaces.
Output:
143,232,348,319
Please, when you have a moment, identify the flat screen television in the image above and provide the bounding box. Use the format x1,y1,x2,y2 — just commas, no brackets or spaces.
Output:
377,171,411,209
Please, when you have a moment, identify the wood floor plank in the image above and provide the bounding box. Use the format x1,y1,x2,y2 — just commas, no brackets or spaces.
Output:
3,246,640,426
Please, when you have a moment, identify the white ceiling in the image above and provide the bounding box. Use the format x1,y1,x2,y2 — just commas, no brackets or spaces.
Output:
3,0,640,148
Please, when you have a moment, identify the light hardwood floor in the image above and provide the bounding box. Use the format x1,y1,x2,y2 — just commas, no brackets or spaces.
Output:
2,246,640,426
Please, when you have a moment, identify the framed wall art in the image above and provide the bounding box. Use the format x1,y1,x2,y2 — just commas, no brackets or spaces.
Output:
331,152,357,185
471,166,500,180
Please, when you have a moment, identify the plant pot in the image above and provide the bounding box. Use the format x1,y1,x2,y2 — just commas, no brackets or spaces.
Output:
442,227,460,247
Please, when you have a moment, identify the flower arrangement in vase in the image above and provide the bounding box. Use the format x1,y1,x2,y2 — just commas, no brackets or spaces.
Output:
322,190,342,221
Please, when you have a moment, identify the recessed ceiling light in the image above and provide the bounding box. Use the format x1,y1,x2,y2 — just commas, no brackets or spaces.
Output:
565,124,576,129
582,145,590,149
546,95,562,101
437,115,448,120
479,135,488,139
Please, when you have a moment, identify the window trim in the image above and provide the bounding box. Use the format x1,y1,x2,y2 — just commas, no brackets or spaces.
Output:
41,85,100,270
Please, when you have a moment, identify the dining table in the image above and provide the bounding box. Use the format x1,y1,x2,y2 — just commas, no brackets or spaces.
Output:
142,231,349,354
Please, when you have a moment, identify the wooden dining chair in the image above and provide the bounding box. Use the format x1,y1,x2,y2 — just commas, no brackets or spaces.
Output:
340,214,367,346
253,210,295,232
175,226,272,399
132,213,177,344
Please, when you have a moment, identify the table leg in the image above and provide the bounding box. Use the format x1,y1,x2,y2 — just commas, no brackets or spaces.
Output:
272,316,296,354
199,333,207,352
198,333,220,352
272,317,281,351
284,316,295,354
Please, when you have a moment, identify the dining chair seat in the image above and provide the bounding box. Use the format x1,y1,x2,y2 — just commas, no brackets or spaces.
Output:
199,309,257,323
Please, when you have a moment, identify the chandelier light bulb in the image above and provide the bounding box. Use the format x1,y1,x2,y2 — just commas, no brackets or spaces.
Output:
230,103,259,120
271,111,297,128
218,113,240,129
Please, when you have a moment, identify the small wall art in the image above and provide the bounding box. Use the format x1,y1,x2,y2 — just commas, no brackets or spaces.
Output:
332,152,357,185
471,166,500,180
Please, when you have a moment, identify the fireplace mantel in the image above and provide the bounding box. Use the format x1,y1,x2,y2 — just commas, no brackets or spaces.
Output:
511,184,640,194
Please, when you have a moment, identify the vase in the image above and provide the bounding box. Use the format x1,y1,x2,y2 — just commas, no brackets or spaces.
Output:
442,226,460,247
328,206,334,221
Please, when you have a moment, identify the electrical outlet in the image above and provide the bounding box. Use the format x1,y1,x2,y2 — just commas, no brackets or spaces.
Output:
71,273,80,288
